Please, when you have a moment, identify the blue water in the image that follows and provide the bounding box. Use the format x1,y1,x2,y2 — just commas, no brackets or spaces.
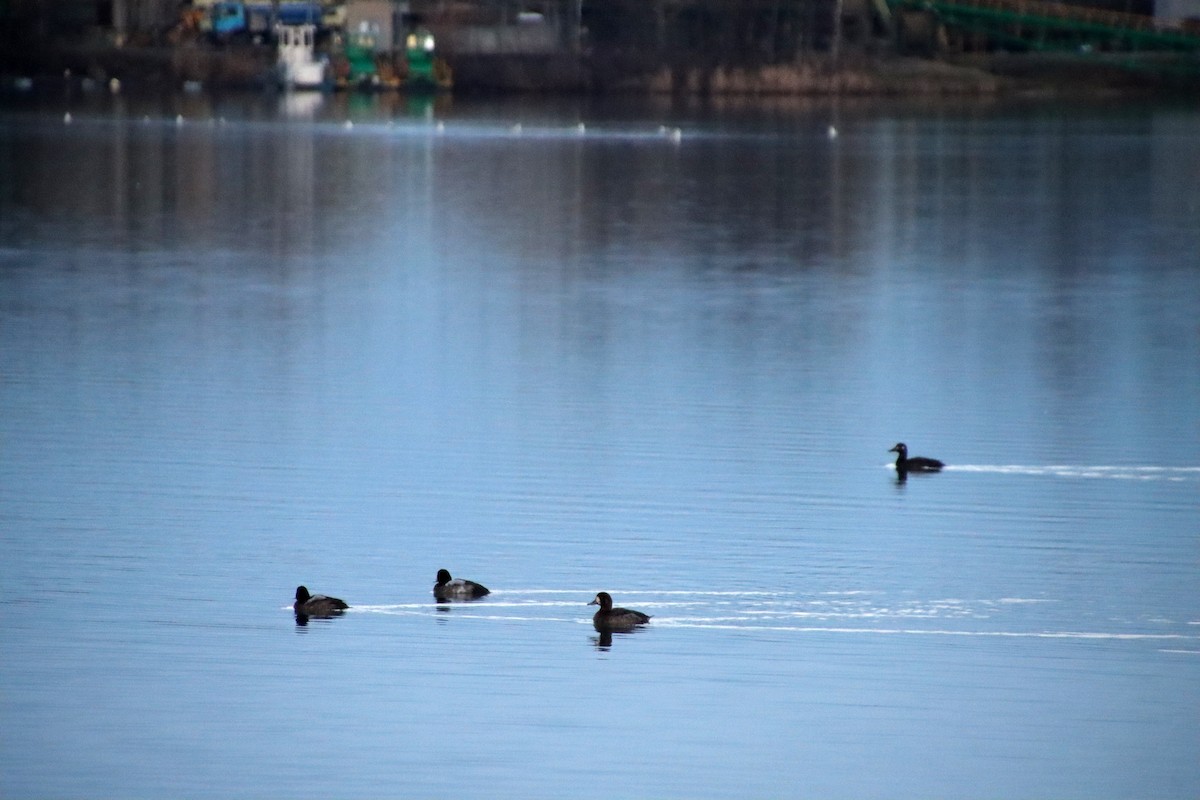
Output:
2,90,1198,799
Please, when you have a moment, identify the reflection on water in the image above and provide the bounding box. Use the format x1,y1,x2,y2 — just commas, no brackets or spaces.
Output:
1,94,1198,800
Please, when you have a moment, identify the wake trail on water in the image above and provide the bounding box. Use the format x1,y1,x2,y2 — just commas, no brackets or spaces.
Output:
350,591,789,615
337,594,1200,651
942,464,1200,481
648,621,1198,642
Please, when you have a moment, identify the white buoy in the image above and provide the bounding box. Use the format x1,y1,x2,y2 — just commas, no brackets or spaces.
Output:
669,127,682,143
510,122,522,135
175,114,184,126
63,111,72,124
343,119,353,130
827,124,838,140
575,122,586,135
109,77,121,93
435,121,445,134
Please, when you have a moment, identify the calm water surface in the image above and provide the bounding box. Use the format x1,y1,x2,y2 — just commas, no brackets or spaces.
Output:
2,90,1198,799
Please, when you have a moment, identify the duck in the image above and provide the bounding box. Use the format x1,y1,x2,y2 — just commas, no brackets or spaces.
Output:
889,442,945,473
293,585,349,617
589,592,651,631
433,568,490,601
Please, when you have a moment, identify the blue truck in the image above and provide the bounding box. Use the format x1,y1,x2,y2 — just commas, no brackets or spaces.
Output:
208,2,325,40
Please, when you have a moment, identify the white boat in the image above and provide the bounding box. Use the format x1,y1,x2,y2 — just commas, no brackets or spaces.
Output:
277,24,327,90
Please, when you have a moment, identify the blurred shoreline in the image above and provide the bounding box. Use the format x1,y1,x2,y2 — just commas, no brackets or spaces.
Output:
2,38,1196,97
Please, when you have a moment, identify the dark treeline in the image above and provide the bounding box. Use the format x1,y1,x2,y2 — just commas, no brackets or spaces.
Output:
582,0,867,65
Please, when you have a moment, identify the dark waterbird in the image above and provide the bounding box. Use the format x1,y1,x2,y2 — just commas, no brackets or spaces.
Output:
589,591,652,631
293,585,349,617
889,442,945,475
433,568,490,601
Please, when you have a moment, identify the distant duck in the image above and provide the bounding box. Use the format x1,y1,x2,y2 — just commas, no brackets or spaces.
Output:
889,442,944,474
589,592,651,631
433,568,490,601
294,585,349,617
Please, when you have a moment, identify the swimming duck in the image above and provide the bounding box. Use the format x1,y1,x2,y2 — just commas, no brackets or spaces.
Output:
293,585,349,617
433,569,490,601
589,592,651,631
889,442,944,473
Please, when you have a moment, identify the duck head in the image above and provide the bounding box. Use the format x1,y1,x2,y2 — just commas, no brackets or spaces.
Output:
589,592,613,611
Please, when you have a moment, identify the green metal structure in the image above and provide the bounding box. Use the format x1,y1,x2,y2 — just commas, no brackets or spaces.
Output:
886,0,1200,58
344,27,379,85
403,29,452,90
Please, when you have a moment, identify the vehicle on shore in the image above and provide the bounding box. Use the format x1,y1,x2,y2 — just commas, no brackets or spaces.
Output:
203,2,327,42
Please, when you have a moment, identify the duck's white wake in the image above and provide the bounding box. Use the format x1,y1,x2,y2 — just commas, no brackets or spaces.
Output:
945,465,1200,481
337,593,1200,653
649,620,1197,642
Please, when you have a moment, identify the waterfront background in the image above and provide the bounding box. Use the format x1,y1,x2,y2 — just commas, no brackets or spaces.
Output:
2,92,1199,798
